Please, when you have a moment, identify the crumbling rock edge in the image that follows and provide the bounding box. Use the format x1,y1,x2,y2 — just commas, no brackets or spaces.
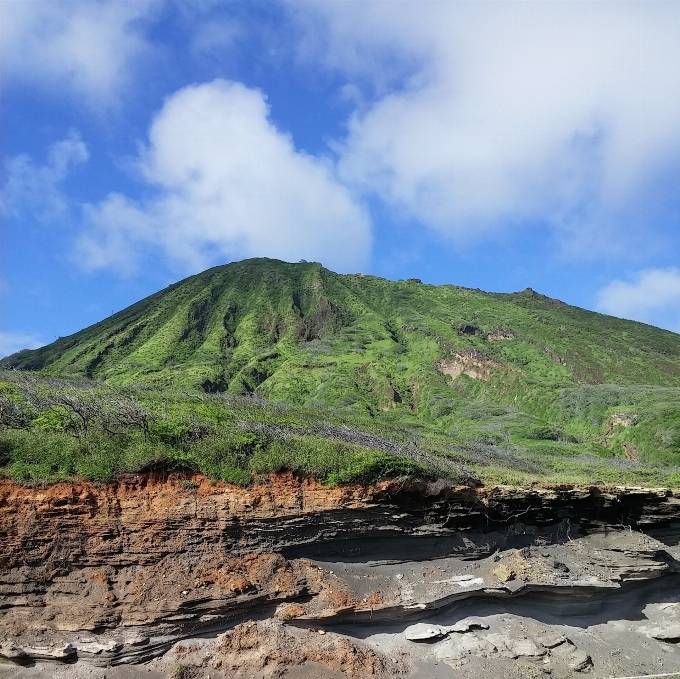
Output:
2,474,680,677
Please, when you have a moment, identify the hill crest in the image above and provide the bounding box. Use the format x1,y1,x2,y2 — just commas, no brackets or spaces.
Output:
4,257,680,485
4,257,679,395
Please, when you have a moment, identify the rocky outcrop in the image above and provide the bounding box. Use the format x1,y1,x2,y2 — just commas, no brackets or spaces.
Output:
212,619,390,679
437,350,505,381
3,474,680,677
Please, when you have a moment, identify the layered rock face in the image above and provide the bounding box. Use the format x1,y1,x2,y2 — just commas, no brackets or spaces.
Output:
2,475,680,678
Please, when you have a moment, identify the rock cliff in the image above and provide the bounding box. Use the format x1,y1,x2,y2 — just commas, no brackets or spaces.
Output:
2,474,680,678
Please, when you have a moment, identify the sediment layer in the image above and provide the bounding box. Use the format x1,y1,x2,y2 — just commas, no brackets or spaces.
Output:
2,474,680,676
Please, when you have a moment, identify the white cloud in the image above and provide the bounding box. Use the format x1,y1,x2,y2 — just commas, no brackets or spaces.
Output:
4,131,89,220
0,332,44,359
77,79,371,274
596,268,680,333
2,0,154,105
297,2,680,254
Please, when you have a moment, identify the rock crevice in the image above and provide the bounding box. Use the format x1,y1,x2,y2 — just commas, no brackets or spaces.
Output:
3,474,680,676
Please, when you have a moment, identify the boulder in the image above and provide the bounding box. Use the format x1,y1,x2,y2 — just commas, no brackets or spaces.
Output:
404,624,449,642
493,564,516,582
450,617,490,633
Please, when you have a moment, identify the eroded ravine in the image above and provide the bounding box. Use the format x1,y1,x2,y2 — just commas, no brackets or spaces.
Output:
3,474,680,678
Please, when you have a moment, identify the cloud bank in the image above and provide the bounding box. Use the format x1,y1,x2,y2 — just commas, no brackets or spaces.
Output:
10,1,680,287
2,0,154,105
4,132,89,220
298,2,680,254
78,80,371,274
0,332,44,359
597,268,680,333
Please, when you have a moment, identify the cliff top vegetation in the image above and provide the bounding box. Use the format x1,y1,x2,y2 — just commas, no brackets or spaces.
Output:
2,258,680,486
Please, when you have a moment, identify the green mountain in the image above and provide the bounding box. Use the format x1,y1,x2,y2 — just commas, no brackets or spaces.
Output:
4,257,680,483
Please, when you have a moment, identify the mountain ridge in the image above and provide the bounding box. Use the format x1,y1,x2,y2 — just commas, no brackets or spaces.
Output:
4,257,680,392
3,257,680,485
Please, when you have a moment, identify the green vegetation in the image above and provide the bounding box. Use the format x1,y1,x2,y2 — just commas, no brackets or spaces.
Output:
2,257,680,487
0,371,453,485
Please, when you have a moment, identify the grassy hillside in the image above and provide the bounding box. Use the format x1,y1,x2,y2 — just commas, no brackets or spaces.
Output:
1,370,680,488
3,257,680,485
0,372,449,486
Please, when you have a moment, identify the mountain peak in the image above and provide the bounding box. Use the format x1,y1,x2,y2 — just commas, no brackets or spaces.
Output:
3,259,679,396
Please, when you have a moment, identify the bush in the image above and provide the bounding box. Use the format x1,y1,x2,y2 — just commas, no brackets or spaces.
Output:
249,436,344,478
72,434,125,481
249,436,425,485
2,430,79,482
325,451,423,485
121,440,179,474
189,429,267,484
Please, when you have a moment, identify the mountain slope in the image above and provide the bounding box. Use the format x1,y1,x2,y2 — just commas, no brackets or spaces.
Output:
4,258,680,474
6,258,680,389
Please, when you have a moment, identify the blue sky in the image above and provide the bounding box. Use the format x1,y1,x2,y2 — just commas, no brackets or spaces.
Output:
3,0,680,357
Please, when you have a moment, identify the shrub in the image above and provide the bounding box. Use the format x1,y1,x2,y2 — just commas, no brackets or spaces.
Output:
249,436,425,485
2,430,79,482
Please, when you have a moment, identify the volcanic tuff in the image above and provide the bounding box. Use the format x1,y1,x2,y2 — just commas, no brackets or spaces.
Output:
4,474,680,678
